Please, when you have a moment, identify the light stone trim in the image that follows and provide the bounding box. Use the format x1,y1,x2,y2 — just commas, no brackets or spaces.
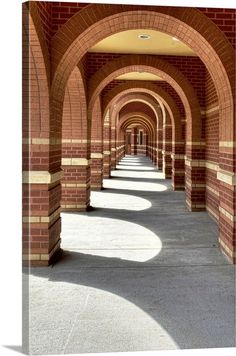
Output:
219,207,236,222
62,183,90,188
23,138,61,145
62,158,90,166
185,180,206,188
103,163,110,166
103,151,111,155
171,153,185,159
62,139,89,144
172,169,185,174
185,158,205,167
219,141,236,148
217,170,236,185
186,141,205,146
23,170,63,184
201,106,219,115
111,148,116,151
91,170,102,174
205,161,219,171
91,153,103,159
61,204,87,209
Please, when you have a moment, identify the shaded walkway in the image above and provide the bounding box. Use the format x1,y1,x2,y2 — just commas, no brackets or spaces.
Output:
27,156,235,354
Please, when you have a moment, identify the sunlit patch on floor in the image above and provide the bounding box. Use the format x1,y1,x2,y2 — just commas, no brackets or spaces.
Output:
61,214,162,262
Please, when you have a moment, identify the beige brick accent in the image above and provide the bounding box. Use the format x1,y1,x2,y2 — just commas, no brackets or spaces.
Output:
23,170,63,184
62,139,89,143
219,207,236,222
201,105,219,115
217,170,236,186
23,207,61,224
219,141,236,148
206,185,220,197
91,153,103,159
62,158,90,166
23,239,61,261
186,141,205,146
61,204,87,209
61,183,89,188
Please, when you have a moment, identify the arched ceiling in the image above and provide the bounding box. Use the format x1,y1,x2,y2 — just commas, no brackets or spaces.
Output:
120,102,156,121
89,29,196,56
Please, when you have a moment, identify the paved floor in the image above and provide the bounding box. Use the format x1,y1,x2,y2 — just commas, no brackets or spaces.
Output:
25,155,235,355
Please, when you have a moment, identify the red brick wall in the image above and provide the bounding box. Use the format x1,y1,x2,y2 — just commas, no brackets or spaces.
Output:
198,8,236,48
51,2,89,36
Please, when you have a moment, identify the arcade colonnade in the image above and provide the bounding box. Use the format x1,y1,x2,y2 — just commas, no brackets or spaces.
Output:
23,2,236,265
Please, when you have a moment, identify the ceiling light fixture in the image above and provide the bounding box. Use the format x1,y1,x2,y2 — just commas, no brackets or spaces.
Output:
138,34,151,40
172,37,180,41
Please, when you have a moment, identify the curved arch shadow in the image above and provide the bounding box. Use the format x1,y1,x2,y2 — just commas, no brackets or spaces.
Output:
27,156,235,354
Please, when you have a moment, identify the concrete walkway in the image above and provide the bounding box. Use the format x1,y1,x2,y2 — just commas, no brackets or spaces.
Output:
26,155,235,354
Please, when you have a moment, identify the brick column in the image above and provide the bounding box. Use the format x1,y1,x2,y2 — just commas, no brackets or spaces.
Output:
91,144,103,190
185,142,206,211
172,142,185,190
103,114,111,179
217,142,236,263
157,127,163,170
90,97,103,190
131,127,138,155
110,126,116,169
22,12,61,266
61,141,90,211
162,122,172,179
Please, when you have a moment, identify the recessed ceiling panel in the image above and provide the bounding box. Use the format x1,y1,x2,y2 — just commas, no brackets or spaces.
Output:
89,29,196,56
116,72,163,81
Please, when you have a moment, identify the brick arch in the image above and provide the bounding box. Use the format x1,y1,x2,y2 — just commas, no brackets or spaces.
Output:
23,7,50,142
51,4,234,146
119,113,156,139
112,93,160,123
88,55,197,140
103,81,181,142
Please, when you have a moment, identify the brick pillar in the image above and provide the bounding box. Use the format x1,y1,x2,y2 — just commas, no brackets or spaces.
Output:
103,112,111,179
61,142,90,211
217,143,236,263
185,142,206,211
111,126,116,168
22,9,61,266
90,97,103,190
131,127,138,155
162,121,172,179
157,128,163,170
172,142,185,190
